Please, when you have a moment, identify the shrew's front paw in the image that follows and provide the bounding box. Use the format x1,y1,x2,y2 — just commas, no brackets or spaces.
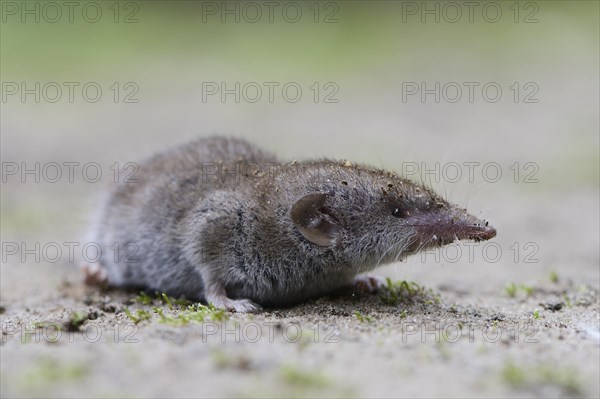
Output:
352,274,387,294
81,262,108,287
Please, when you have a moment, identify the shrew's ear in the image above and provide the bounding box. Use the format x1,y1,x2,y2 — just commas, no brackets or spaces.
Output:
290,193,343,247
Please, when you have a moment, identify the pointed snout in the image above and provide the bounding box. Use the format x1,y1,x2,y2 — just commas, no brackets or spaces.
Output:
409,208,496,247
461,218,497,242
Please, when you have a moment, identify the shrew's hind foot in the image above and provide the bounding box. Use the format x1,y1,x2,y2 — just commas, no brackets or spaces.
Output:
208,295,263,313
81,262,108,287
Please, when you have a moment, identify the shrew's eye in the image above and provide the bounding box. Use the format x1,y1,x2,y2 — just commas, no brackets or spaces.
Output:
392,208,409,218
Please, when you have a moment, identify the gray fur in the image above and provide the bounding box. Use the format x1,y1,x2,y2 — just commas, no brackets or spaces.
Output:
88,136,496,311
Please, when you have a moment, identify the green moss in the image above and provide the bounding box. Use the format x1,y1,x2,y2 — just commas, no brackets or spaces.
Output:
211,349,251,370
161,293,174,310
33,310,96,333
436,339,452,360
563,293,572,308
502,361,526,386
123,308,152,324
280,364,330,388
505,282,534,298
125,300,228,326
505,282,518,298
134,291,154,305
521,285,534,297
537,366,583,395
153,303,228,326
66,311,90,332
18,358,89,390
379,278,439,306
354,310,374,323
33,321,59,329
501,360,583,395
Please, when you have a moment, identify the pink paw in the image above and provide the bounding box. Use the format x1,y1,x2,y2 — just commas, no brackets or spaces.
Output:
208,296,262,313
81,262,108,286
352,275,386,294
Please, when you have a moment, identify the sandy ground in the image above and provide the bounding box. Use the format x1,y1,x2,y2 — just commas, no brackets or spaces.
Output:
2,3,599,397
1,138,598,398
0,254,599,398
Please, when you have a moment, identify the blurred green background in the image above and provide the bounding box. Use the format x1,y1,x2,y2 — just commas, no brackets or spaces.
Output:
2,1,598,78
